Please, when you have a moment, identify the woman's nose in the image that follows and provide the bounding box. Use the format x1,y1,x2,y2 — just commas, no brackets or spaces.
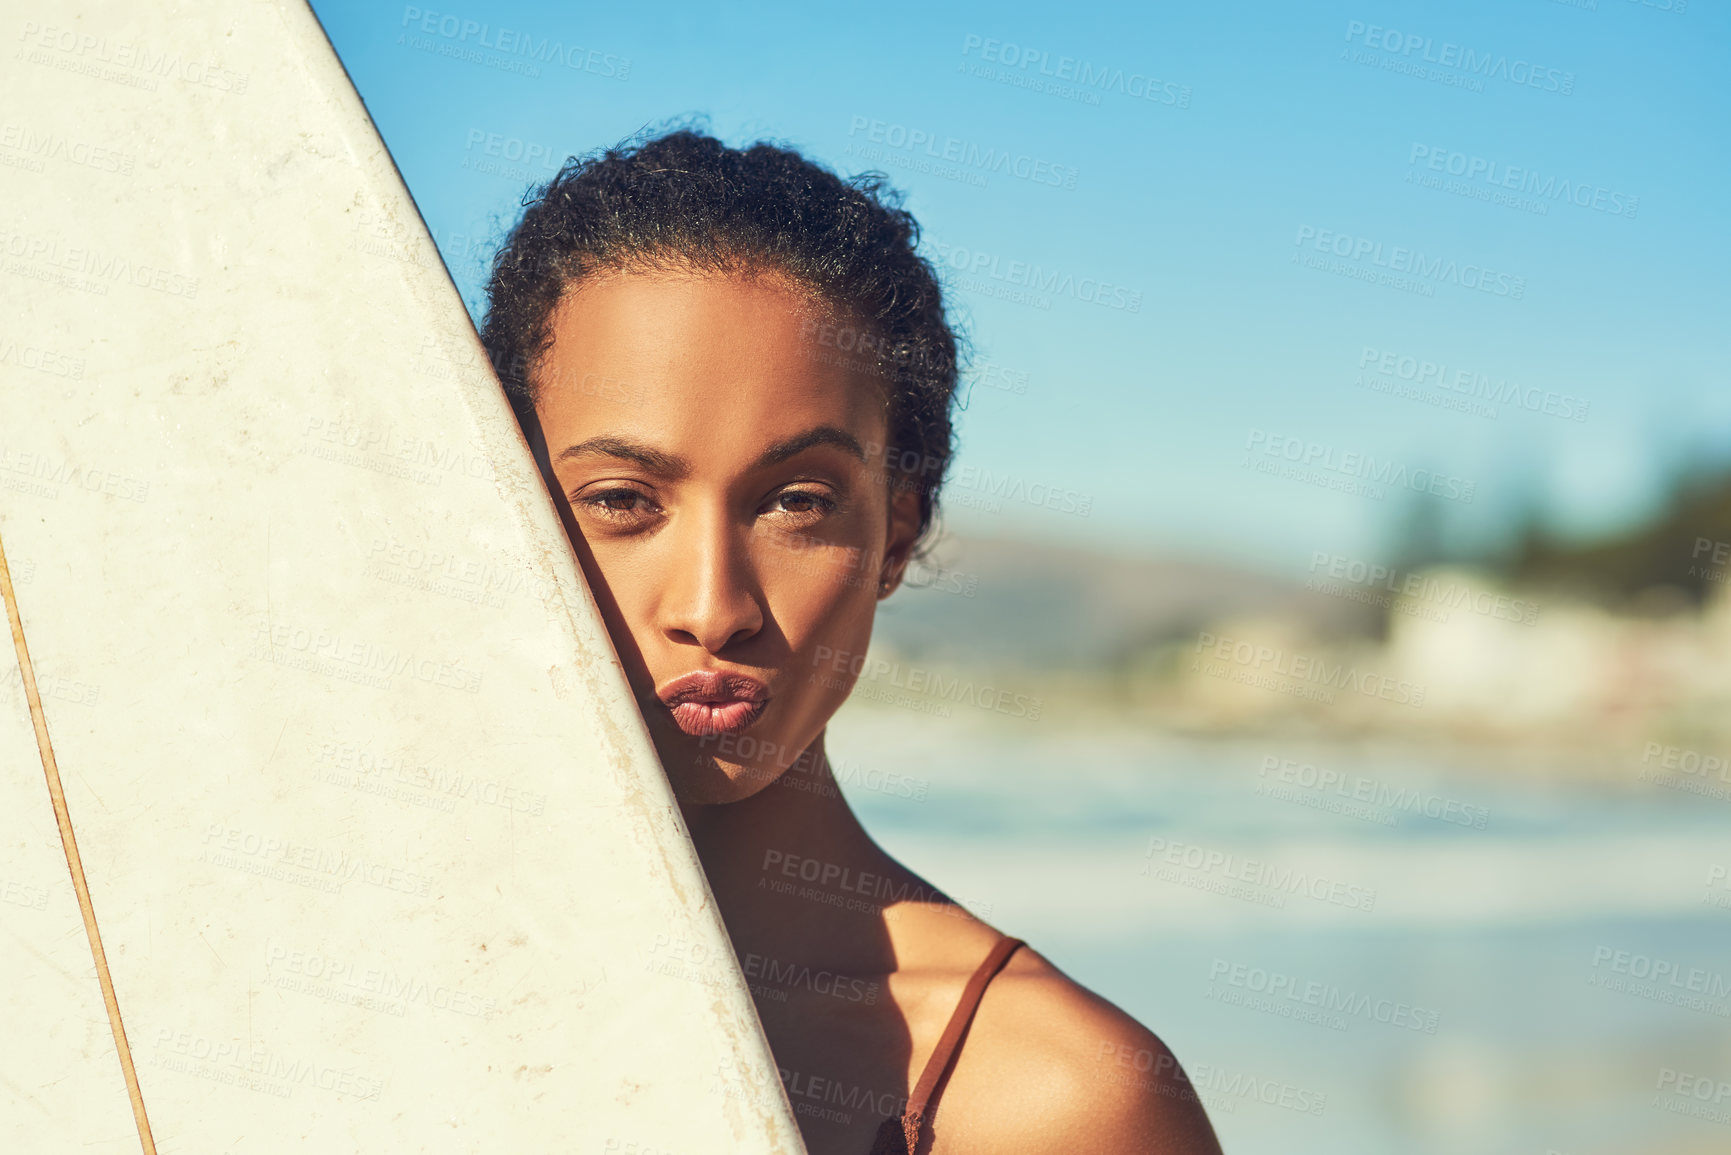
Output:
657,507,764,654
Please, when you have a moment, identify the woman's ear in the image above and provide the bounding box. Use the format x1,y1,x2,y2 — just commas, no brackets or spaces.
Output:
876,481,925,598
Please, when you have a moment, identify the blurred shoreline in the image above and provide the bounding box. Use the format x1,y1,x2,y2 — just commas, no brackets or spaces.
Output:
868,530,1731,788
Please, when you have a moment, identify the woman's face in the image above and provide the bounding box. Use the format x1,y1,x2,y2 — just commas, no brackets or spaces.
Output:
533,271,922,804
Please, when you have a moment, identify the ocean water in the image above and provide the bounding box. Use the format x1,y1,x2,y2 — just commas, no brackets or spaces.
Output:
828,706,1731,1155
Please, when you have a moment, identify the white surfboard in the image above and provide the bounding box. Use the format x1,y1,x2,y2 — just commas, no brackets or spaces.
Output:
0,2,803,1151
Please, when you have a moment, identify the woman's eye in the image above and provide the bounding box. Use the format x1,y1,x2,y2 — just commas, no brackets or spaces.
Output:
577,487,659,521
763,489,837,521
775,491,829,514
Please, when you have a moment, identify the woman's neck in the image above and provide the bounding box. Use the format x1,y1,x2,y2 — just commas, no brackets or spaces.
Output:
679,732,915,976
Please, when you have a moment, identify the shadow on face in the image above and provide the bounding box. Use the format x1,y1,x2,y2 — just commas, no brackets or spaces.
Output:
532,270,924,804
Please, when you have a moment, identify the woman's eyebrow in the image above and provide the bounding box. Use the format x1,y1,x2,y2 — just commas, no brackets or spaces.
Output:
756,426,867,467
553,427,865,475
556,435,688,477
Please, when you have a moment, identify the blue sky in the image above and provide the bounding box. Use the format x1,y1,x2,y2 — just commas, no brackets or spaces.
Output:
309,0,1730,577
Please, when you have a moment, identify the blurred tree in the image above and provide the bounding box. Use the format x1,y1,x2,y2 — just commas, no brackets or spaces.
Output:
1500,463,1731,609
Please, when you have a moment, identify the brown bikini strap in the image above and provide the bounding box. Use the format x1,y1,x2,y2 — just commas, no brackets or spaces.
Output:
900,935,1026,1151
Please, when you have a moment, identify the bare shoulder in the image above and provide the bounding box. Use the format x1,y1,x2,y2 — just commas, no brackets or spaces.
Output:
929,943,1224,1155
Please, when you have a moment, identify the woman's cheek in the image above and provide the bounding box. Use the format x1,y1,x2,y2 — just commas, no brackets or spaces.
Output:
766,566,873,681
577,547,664,690
789,614,877,728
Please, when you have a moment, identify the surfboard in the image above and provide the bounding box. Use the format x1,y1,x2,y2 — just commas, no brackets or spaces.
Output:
0,3,804,1151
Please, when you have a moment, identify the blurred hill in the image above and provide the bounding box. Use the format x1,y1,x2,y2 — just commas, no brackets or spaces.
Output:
875,533,1375,671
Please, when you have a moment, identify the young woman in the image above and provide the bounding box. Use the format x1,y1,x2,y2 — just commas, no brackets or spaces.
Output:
481,129,1221,1155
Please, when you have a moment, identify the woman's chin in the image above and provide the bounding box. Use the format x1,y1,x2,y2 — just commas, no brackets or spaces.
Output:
650,724,792,806
665,757,788,807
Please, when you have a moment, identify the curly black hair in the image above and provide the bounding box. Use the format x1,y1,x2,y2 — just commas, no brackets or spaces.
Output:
479,127,962,549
